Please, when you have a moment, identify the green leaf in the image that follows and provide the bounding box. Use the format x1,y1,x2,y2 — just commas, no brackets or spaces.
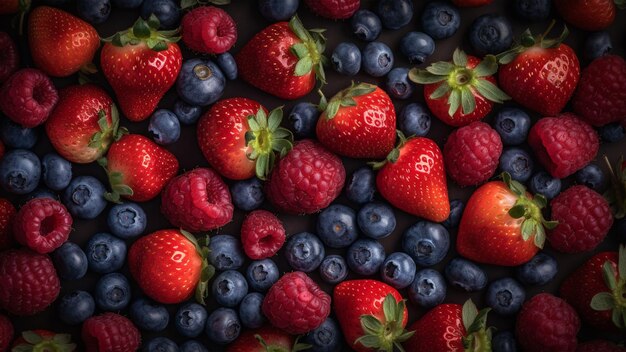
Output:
360,315,383,335
256,155,268,180
460,88,476,115
543,220,558,230
340,97,357,107
533,223,546,248
520,219,535,241
473,55,499,77
462,299,479,331
22,331,43,344
448,89,461,117
383,294,396,324
272,128,293,140
590,292,615,311
147,14,160,29
425,61,455,75
208,0,231,4
289,15,309,42
612,307,625,329
53,334,72,344
508,205,526,218
248,113,261,132
326,100,341,119
453,48,468,67
346,83,376,97
290,43,309,59
132,17,151,39
355,335,381,348
409,69,448,84
603,261,618,290
295,56,313,76
430,81,450,100
181,0,197,8
619,245,626,280
467,308,490,335
267,108,283,132
532,194,547,208
474,79,511,104
272,139,292,156
113,184,134,196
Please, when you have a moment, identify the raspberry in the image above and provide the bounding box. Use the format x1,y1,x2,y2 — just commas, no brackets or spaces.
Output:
13,198,73,254
266,139,345,214
549,185,613,253
181,6,237,55
82,313,141,352
0,32,19,83
262,271,331,334
304,0,360,19
0,314,12,352
516,293,580,352
443,121,502,187
161,168,234,232
528,113,599,178
577,340,626,352
0,198,16,251
0,68,58,128
241,210,286,260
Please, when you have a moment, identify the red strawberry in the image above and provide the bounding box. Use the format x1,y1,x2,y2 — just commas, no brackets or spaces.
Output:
0,32,19,83
0,249,60,315
304,0,360,19
11,330,76,351
197,98,293,180
0,68,58,128
46,84,125,164
554,0,620,31
128,229,214,304
227,326,309,352
375,134,450,222
577,340,626,352
236,16,326,100
263,271,331,334
316,82,396,159
181,6,237,54
409,49,510,127
28,6,100,77
240,210,286,260
0,314,12,352
101,16,182,121
161,168,234,232
100,134,179,202
0,198,16,251
0,0,19,14
82,313,141,352
452,0,493,6
333,279,412,352
456,174,556,266
266,139,345,214
516,293,580,352
528,113,599,178
13,198,73,254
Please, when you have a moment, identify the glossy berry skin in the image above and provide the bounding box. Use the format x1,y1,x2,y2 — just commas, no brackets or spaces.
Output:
176,59,225,106
361,42,394,77
351,10,382,41
408,268,447,309
212,270,249,308
245,259,279,292
486,278,526,315
575,164,607,193
304,0,359,19
0,32,18,83
216,53,238,80
302,317,342,352
398,103,431,137
85,232,127,274
241,210,285,260
516,252,558,286
13,197,72,254
444,257,488,292
515,0,551,21
499,147,534,182
400,32,435,65
41,153,72,191
173,99,202,125
149,109,180,145
62,176,107,219
442,199,464,229
258,0,299,21
140,0,180,29
555,0,616,31
180,341,208,352
529,171,561,200
402,221,450,267
208,234,245,271
599,122,625,143
181,6,236,55
584,31,612,61
319,255,349,284
0,198,15,251
345,167,376,205
357,202,396,239
377,0,413,29
144,337,179,352
289,102,320,139
317,204,358,248
95,273,131,311
421,2,461,40
331,42,361,76
82,313,141,352
493,107,531,146
0,118,39,149
58,290,95,325
239,292,265,329
469,14,513,56
386,68,414,99
107,202,147,239
0,149,41,194
52,242,88,280
227,326,300,352
130,298,169,332
0,68,58,128
347,238,386,276
492,331,518,352
174,302,207,337
77,0,111,24
231,178,265,212
380,252,416,289
284,232,325,272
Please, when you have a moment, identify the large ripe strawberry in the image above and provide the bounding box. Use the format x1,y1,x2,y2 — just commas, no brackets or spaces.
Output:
100,134,179,202
316,82,396,159
375,133,450,222
197,98,293,180
101,15,182,122
554,0,623,31
236,15,327,100
333,279,413,352
228,326,310,352
28,6,100,77
409,48,510,127
46,84,125,164
11,330,76,351
456,173,557,266
304,0,360,19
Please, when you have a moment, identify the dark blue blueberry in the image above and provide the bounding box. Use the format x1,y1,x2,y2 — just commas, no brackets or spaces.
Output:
317,204,359,248
351,9,382,41
176,59,225,106
52,242,88,280
205,308,241,344
302,317,343,352
442,199,464,229
143,337,179,352
20,187,56,206
599,122,625,143
258,0,299,21
85,232,127,274
173,99,202,125
62,176,107,219
284,232,325,272
331,42,361,76
398,103,431,137
140,0,180,29
345,167,376,205
319,255,348,284
402,221,450,266
180,341,208,352
400,32,435,65
216,52,238,80
239,292,266,329
0,118,38,149
77,0,111,24
486,278,525,315
444,257,488,292
112,0,143,8
385,67,414,99
57,290,95,325
230,178,265,211
207,234,245,271
246,259,279,292
380,252,416,289
529,171,561,200
376,0,413,30
515,0,551,22
107,202,147,239
288,102,320,139
469,14,513,56
575,164,607,193
362,42,394,77
585,31,612,61
0,149,40,194
41,153,72,191
346,238,386,276
175,302,208,338
493,108,531,146
492,331,518,352
421,2,461,40
212,270,248,307
130,298,169,332
149,109,180,145
408,268,447,309
95,272,131,311
357,202,396,239
499,147,534,182
515,252,558,286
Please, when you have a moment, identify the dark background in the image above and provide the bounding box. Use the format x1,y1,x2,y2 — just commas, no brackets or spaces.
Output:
2,0,626,350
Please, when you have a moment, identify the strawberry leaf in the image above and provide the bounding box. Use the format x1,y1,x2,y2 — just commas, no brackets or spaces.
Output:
53,334,72,344
267,107,283,132
462,299,479,331
22,331,43,344
520,219,535,241
591,292,615,311
361,315,383,334
508,205,526,219
533,222,546,248
383,294,397,323
474,79,510,104
460,88,476,115
603,261,618,290
619,245,626,281
425,61,455,75
132,17,151,39
326,100,341,119
452,48,468,67
408,68,448,84
472,55,499,77
340,97,357,107
295,57,313,76
430,82,450,100
448,89,461,117
532,194,547,208
290,43,309,59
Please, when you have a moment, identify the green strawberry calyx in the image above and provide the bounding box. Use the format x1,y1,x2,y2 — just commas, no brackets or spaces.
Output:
318,82,377,119
604,155,626,219
254,334,311,352
12,331,76,352
289,15,328,86
101,14,180,52
179,229,215,306
98,157,133,204
590,244,626,330
496,21,569,65
355,294,414,352
244,107,293,180
461,299,493,352
616,0,626,9
88,103,127,158
408,48,510,118
370,130,409,170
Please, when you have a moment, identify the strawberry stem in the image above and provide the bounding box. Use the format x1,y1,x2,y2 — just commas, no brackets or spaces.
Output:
288,15,327,88
354,294,414,352
244,107,293,180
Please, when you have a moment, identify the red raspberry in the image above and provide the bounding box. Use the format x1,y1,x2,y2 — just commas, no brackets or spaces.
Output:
181,6,237,55
11,330,76,351
82,313,141,352
266,139,345,214
13,198,73,254
577,340,626,352
0,140,4,160
0,32,19,83
0,249,60,315
516,293,580,352
0,68,58,128
443,121,502,187
304,0,360,19
241,210,286,260
0,198,16,251
549,185,613,253
161,168,234,232
262,271,331,334
0,314,12,352
528,113,599,178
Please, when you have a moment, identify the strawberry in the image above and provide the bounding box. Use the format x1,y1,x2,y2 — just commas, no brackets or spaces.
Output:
456,173,557,266
409,49,510,127
46,84,125,164
128,229,214,304
452,0,493,6
375,133,450,222
197,98,293,180
100,134,179,202
0,314,12,352
236,15,327,100
0,198,16,251
240,210,286,260
0,32,19,83
227,326,310,352
11,330,76,352
28,6,100,77
181,6,237,54
82,313,140,352
316,82,396,159
333,279,413,352
0,0,20,14
101,15,182,122
304,0,360,19
554,0,623,31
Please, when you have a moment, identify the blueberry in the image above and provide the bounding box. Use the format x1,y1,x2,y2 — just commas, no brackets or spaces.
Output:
402,221,450,266
175,302,208,338
143,337,179,352
95,273,131,311
288,102,320,139
492,331,518,352
351,10,382,41
107,202,147,239
177,59,226,106
331,42,361,76
205,308,241,344
258,0,299,21
302,317,343,352
515,252,558,286
52,242,88,280
112,0,143,8
421,2,461,40
0,118,38,149
41,153,72,191
317,204,359,248
357,202,396,239
499,147,534,182
149,109,180,145
0,149,40,194
442,199,464,229
408,268,447,309
140,0,180,29
62,176,107,219
385,68,414,99
469,14,513,56
130,298,169,332
376,0,413,30
380,252,416,289
77,0,111,24
599,122,625,143
207,234,245,271
57,290,95,325
215,52,238,80
444,258,487,292
230,178,265,211
585,31,612,61
515,0,551,22
180,341,208,352
284,232,325,272
19,187,57,206
346,238,386,276
345,167,376,205
239,292,266,329
245,259,279,292
212,270,248,307
173,99,202,125
486,278,525,315
319,255,349,284
400,32,435,65
85,232,127,274
493,108,531,146
398,103,431,137
575,164,607,193
361,42,394,77
529,171,561,200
